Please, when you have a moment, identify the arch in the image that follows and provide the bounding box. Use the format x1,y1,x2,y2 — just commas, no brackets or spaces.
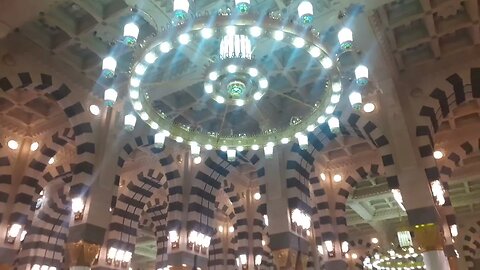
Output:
143,197,169,269
9,128,75,226
0,142,13,223
287,111,397,263
209,196,237,269
0,71,96,209
461,220,480,270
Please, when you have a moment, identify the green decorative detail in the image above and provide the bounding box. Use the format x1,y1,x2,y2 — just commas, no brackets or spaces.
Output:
227,81,245,98
174,10,188,21
236,3,249,13
104,100,114,107
102,69,114,79
300,14,313,25
340,41,353,51
124,36,137,46
356,77,369,86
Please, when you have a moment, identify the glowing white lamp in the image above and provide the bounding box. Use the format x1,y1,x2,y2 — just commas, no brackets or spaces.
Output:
235,0,250,13
30,142,39,151
298,1,313,24
341,241,349,253
338,27,353,50
104,88,118,107
124,114,137,131
123,23,139,45
154,132,166,148
324,240,334,252
102,57,117,78
328,117,340,132
169,230,179,243
239,254,247,265
72,197,85,214
349,91,362,110
7,140,18,150
450,224,458,237
173,0,189,20
264,142,274,159
254,255,262,266
227,149,236,162
355,65,369,86
296,133,309,150
253,192,261,200
7,224,22,239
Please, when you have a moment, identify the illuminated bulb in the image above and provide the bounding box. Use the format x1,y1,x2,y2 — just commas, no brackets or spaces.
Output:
262,240,266,246
201,28,214,39
89,104,100,116
332,82,342,92
320,173,326,181
159,42,172,53
130,78,140,87
220,145,228,152
144,52,157,64
209,71,219,81
251,144,259,150
227,64,237,73
178,33,191,44
30,142,39,152
71,197,85,213
317,116,326,124
102,56,117,77
273,30,284,41
326,105,335,114
307,125,315,132
249,26,262,37
193,156,202,164
253,192,261,200
175,137,184,143
253,92,263,100
104,88,118,107
352,253,358,259
321,57,333,69
236,146,244,152
123,22,139,45
308,46,321,58
281,138,290,144
292,37,305,48
338,27,353,50
327,116,339,131
154,132,166,147
124,114,137,131
205,144,213,150
330,94,341,104
248,67,259,77
333,174,342,182
48,157,55,165
349,91,362,110
227,149,236,161
363,102,375,113
151,122,159,130
140,112,148,121
235,99,245,106
135,64,147,75
259,78,268,89
133,101,143,111
215,96,225,104
225,25,236,35
355,65,369,85
229,226,234,233
371,237,379,244
433,150,444,160
218,226,224,233
204,83,213,94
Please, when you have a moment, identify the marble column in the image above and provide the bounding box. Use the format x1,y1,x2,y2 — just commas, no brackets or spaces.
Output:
413,223,450,270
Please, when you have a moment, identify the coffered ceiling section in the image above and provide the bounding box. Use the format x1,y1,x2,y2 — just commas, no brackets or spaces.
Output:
372,0,480,70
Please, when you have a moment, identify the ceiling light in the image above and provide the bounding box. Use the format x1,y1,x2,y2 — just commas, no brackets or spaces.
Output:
102,56,117,78
201,28,214,39
349,91,362,110
48,157,55,165
89,105,100,116
235,99,245,106
193,156,202,164
159,42,172,53
209,71,219,81
338,27,353,50
220,145,228,152
330,94,340,104
205,144,213,150
332,81,342,92
320,173,326,181
307,125,315,132
130,78,141,87
281,138,289,144
227,149,236,161
215,96,225,104
317,116,326,124
133,101,142,111
144,52,157,63
249,26,262,37
124,114,137,131
363,102,375,113
259,78,268,89
273,30,284,41
321,57,333,69
248,67,258,77
30,142,39,152
178,33,191,44
135,64,147,75
204,83,213,94
328,117,339,131
225,25,236,35
371,237,379,244
262,240,266,246
308,46,321,58
227,64,237,73
355,65,369,85
253,192,261,200
229,226,235,233
236,146,244,152
130,89,139,99
251,144,259,150
7,140,18,150
175,137,184,143
325,105,335,114
218,226,224,233
253,92,263,100
433,150,444,160
351,253,358,260
140,112,149,120
292,37,305,48
150,122,159,130
104,88,118,107
333,174,342,182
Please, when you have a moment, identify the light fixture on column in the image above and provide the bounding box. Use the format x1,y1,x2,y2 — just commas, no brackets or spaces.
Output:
317,245,324,255
338,27,353,50
450,224,458,237
328,117,340,133
169,230,179,249
295,132,309,150
35,190,44,210
324,240,335,257
397,230,413,248
5,223,22,243
31,265,56,270
173,0,189,21
89,104,100,116
235,0,250,13
333,174,342,183
104,88,118,107
154,132,166,148
227,149,236,161
7,139,18,150
363,102,376,113
349,91,362,110
263,215,269,226
355,65,369,86
229,226,235,233
290,208,311,236
124,114,137,131
430,180,446,206
239,254,248,269
254,254,262,267
20,230,27,242
123,22,139,46
253,192,261,200
433,150,444,160
106,247,133,266
341,241,349,254
30,141,39,151
71,197,85,221
188,230,210,254
102,56,117,78
391,189,406,211
320,173,326,181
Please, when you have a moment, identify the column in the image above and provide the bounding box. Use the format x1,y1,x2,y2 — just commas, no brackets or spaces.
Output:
266,149,310,270
413,223,449,270
66,241,101,270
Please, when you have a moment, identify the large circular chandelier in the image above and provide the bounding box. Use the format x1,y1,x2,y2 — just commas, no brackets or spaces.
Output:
101,0,369,158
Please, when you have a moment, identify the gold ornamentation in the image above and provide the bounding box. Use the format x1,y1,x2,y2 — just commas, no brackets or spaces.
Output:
66,241,100,267
413,223,443,252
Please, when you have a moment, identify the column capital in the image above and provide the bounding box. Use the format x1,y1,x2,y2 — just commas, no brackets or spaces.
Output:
66,241,101,267
412,223,443,252
272,249,308,270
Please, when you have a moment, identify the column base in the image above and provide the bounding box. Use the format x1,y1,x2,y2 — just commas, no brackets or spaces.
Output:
422,250,450,270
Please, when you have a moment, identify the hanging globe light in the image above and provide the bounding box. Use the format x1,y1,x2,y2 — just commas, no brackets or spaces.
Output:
124,114,137,131
102,56,117,78
355,65,369,86
104,88,118,107
328,117,340,132
123,22,139,46
338,27,353,50
235,0,250,13
298,1,313,24
173,0,189,21
349,91,362,110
